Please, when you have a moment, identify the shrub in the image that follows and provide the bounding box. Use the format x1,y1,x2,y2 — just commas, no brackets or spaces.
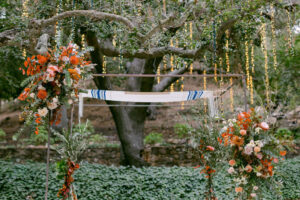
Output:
0,157,299,200
174,123,190,139
144,132,163,145
89,134,107,144
0,129,6,141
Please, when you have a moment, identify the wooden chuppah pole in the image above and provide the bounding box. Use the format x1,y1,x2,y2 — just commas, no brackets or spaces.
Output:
44,112,51,200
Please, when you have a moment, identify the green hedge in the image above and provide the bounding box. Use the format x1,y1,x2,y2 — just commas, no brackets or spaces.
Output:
0,157,299,200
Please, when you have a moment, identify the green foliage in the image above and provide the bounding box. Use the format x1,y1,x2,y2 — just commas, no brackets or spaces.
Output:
0,129,6,141
174,123,191,139
0,47,24,100
53,120,93,162
144,132,164,145
275,128,294,140
0,157,299,200
89,134,107,144
25,125,48,145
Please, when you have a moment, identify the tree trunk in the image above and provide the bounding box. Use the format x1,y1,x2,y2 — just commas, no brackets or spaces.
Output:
85,30,162,166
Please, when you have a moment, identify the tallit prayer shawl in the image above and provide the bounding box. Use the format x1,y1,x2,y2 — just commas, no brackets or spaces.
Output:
79,90,216,118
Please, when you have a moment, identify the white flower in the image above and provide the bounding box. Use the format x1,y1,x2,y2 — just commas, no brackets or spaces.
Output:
222,121,227,125
29,93,35,98
62,56,69,62
232,119,237,123
68,99,73,105
52,97,58,103
253,186,259,191
255,127,262,134
75,67,81,74
38,107,48,117
249,140,255,147
229,122,234,127
227,167,235,174
244,144,253,155
256,172,262,177
251,193,257,197
255,140,264,147
48,102,58,110
38,85,45,90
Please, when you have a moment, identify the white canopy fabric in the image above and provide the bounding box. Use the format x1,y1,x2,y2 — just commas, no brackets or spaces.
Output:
78,90,217,119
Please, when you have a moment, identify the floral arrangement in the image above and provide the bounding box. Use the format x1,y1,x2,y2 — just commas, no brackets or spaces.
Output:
220,109,286,198
18,43,94,134
57,159,80,200
189,115,228,200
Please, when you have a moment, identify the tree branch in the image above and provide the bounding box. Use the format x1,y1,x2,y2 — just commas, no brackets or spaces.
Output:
32,10,144,39
152,67,189,92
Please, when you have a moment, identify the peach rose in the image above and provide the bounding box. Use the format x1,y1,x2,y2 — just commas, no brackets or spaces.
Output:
254,146,261,153
245,164,253,173
229,160,236,166
260,122,269,130
235,187,243,193
240,130,247,136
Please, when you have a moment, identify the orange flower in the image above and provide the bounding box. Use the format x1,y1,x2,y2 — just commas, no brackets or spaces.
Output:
235,187,243,193
240,130,247,136
279,151,286,156
231,135,244,146
37,89,47,100
229,160,236,166
35,127,39,135
18,88,30,101
206,146,215,151
37,55,48,65
70,56,80,65
245,164,253,173
68,69,81,81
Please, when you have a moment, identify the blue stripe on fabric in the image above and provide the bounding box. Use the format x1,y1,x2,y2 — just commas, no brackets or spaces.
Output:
97,90,100,99
104,90,106,100
192,90,197,100
91,89,94,98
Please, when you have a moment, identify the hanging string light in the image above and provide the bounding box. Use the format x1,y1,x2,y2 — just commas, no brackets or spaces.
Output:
250,75,254,105
81,34,86,51
102,56,107,76
245,39,250,89
189,22,193,74
170,39,174,92
261,23,270,109
22,0,30,60
22,0,29,18
270,3,278,70
203,56,208,114
286,9,293,55
225,30,234,112
250,40,255,104
250,40,255,73
157,66,161,84
213,20,218,83
219,57,224,114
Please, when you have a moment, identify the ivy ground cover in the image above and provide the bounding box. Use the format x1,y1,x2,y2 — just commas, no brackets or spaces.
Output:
0,157,299,200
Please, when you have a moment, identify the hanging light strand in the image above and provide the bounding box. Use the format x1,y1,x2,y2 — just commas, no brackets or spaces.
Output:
213,20,218,82
245,40,250,89
286,9,293,55
250,40,255,73
189,22,193,74
170,39,174,92
225,30,234,112
261,23,270,109
270,3,278,70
